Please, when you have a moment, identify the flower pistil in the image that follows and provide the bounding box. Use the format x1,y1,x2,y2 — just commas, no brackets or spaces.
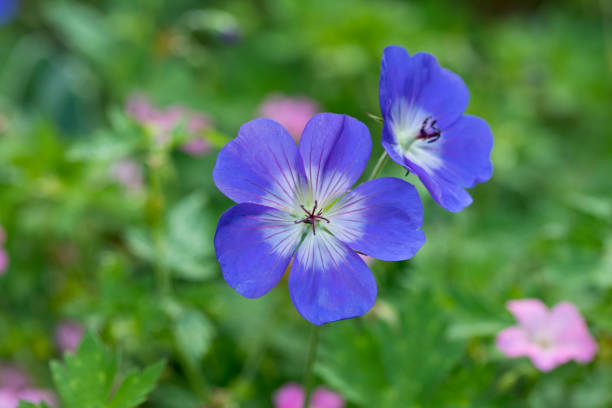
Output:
294,200,330,235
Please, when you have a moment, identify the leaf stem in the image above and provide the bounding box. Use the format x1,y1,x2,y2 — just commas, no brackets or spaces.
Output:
148,152,172,296
302,325,321,408
368,151,389,181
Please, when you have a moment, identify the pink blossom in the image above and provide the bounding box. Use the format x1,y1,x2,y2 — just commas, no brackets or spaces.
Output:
0,227,7,275
258,94,319,142
496,299,597,371
179,113,212,156
110,159,144,191
273,383,344,408
0,365,56,408
0,366,29,390
15,389,56,407
0,250,7,275
54,320,84,353
125,94,212,155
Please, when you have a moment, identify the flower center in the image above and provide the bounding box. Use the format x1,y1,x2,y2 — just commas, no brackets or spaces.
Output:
531,330,554,349
294,200,330,235
417,116,441,143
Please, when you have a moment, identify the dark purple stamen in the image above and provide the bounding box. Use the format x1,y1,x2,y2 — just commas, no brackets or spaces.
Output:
294,200,330,235
418,116,441,143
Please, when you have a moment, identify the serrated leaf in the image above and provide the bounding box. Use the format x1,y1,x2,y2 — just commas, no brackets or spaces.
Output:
51,331,118,408
107,360,165,408
50,331,165,408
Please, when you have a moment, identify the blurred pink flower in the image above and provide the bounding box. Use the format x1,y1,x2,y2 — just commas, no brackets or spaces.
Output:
0,390,18,408
0,249,8,276
110,159,144,191
14,389,56,407
258,94,319,142
125,94,212,155
496,299,597,371
273,383,344,408
0,366,29,390
55,320,84,353
179,113,212,156
0,365,56,408
0,227,7,275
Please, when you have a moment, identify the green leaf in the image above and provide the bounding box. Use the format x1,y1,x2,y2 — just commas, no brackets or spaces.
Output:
173,308,215,363
51,331,118,408
43,2,116,64
50,331,165,408
17,403,53,408
317,292,465,408
67,130,137,161
107,361,166,408
165,193,216,281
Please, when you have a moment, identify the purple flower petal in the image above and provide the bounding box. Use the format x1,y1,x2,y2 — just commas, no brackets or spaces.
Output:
398,115,493,212
379,47,468,130
288,230,377,325
326,177,425,261
214,204,302,298
213,119,307,211
298,113,371,206
379,46,492,212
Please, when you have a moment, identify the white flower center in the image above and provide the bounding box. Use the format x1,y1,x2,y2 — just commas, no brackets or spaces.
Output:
389,99,444,173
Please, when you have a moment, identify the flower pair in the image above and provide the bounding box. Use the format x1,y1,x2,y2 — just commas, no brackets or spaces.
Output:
213,45,493,325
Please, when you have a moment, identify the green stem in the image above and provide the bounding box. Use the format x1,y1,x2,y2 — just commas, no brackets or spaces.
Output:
149,153,172,296
368,151,389,181
302,325,321,408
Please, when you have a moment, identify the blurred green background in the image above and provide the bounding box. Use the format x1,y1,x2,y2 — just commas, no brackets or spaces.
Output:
1,0,611,406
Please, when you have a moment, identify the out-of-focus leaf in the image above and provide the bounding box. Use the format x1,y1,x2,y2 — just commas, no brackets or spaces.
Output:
43,2,116,64
173,308,215,363
165,192,215,280
67,130,136,161
126,193,216,280
107,360,165,408
318,292,465,407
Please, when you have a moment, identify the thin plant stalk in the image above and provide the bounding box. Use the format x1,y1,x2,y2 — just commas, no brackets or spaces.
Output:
302,325,321,408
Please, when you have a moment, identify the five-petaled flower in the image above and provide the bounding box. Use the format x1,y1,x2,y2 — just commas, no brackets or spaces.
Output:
496,299,597,372
379,45,493,212
213,113,425,325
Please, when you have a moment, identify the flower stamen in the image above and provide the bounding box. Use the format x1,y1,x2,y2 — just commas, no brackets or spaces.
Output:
417,116,441,143
294,200,330,235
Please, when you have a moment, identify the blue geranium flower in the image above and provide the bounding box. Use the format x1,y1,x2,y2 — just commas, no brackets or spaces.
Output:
379,45,493,212
0,0,18,25
213,113,425,325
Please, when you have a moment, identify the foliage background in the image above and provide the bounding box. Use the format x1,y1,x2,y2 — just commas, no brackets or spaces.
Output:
1,0,611,406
